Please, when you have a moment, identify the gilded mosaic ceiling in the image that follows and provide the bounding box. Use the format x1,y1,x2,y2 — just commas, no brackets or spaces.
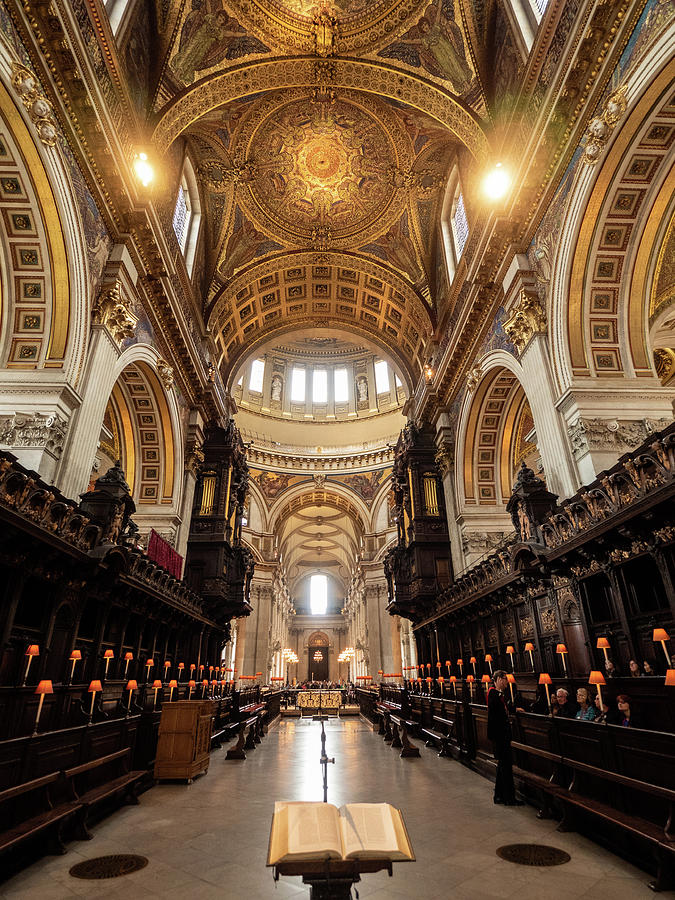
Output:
153,0,488,381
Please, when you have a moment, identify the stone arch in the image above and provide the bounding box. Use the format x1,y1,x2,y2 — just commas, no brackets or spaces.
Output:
548,33,675,391
97,345,184,522
151,58,489,163
0,54,90,385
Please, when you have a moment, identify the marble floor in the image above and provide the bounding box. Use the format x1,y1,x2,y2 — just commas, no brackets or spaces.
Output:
1,717,671,899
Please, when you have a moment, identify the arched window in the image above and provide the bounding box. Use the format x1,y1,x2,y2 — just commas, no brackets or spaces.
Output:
441,170,470,284
503,0,547,54
172,156,202,277
104,0,131,35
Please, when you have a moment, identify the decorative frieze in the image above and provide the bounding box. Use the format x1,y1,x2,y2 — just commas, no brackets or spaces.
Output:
11,63,58,147
568,416,672,458
157,360,174,390
582,88,628,165
0,412,68,457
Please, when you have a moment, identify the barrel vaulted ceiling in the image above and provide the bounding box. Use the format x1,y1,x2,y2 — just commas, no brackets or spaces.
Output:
149,0,492,383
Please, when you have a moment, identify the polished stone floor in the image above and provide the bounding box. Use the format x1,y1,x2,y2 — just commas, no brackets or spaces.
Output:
1,718,670,899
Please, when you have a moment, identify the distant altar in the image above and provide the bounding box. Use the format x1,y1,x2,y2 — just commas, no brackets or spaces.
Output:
297,690,342,712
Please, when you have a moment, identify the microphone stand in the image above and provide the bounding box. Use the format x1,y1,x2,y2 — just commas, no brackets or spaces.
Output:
319,717,334,804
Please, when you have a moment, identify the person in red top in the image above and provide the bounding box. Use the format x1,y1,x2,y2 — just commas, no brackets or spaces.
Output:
487,670,524,806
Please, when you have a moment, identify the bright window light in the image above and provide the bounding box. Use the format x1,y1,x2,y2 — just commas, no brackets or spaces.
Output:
236,375,243,386
533,0,548,14
172,180,191,250
394,373,402,387
291,367,306,402
452,191,469,258
310,574,328,615
374,360,389,395
334,368,348,402
313,369,327,403
249,358,265,393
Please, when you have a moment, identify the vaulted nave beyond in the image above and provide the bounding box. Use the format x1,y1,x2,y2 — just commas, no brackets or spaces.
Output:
0,0,674,895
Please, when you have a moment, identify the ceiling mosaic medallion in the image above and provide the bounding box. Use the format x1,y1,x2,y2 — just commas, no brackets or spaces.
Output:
241,95,409,247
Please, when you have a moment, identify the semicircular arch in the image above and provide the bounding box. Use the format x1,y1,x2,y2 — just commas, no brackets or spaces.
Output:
152,58,489,163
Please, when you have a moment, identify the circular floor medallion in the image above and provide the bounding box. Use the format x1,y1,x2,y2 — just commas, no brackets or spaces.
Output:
69,854,149,879
496,844,571,867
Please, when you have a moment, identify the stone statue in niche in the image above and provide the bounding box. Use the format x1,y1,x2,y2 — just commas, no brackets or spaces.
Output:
356,376,368,403
271,374,283,402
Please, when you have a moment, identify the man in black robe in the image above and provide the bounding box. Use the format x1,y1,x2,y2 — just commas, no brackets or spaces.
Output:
487,670,524,806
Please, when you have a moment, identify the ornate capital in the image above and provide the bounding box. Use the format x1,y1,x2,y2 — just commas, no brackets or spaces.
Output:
157,359,174,391
92,281,138,347
466,366,482,393
0,412,68,457
503,290,547,354
434,444,454,477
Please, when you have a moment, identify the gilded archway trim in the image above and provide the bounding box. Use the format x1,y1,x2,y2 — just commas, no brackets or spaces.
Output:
566,58,675,375
152,57,489,163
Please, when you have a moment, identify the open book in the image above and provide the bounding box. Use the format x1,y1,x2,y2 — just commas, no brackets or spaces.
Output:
268,801,414,864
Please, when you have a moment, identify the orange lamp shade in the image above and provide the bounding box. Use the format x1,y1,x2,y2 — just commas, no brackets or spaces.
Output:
425,677,432,682
168,680,178,688
506,674,516,684
481,674,491,683
485,654,493,662
596,637,610,649
456,658,463,665
425,663,431,669
164,660,171,667
88,680,102,692
26,644,39,656
189,680,196,687
588,671,606,686
524,642,535,652
445,660,451,666
202,679,208,686
417,678,422,683
506,646,515,654
145,659,154,667
470,656,477,663
449,676,457,683
556,644,568,654
190,664,196,670
438,677,445,683
436,662,442,668
35,680,53,694
124,652,133,661
126,680,138,691
152,680,162,689
466,675,475,683
69,650,82,660
665,670,675,687
653,628,670,642
538,673,552,685
178,663,185,669
103,649,114,659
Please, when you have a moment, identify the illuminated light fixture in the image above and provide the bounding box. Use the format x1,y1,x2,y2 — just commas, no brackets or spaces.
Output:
133,151,154,187
423,361,435,382
482,162,510,201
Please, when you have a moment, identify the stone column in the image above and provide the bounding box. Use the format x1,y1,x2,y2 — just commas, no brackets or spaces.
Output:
58,255,139,498
434,421,465,575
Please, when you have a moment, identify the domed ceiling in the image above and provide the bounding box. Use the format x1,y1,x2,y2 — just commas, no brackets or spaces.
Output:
152,0,491,386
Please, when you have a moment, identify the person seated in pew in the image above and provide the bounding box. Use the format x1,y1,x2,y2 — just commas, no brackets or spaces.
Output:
616,694,642,728
628,659,642,678
551,687,577,718
530,686,552,715
643,658,659,676
605,659,621,678
574,687,596,721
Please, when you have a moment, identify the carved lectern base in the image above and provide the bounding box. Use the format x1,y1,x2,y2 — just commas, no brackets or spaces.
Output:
274,860,393,900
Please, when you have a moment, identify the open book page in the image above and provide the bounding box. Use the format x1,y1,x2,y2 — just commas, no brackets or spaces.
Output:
269,801,343,863
339,803,413,860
